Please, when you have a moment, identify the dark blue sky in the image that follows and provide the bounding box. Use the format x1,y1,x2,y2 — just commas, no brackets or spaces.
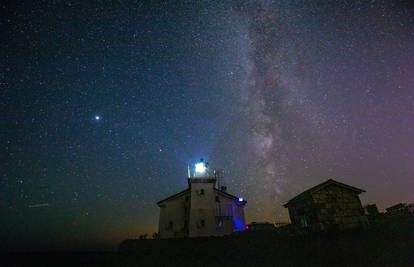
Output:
1,1,414,251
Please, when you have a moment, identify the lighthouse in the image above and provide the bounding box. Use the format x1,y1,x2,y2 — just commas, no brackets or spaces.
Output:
157,159,247,238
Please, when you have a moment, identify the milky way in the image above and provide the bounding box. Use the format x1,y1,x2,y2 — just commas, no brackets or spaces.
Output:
211,1,414,220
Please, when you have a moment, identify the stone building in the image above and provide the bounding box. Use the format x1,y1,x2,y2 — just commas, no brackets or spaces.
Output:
284,179,368,231
157,160,246,238
364,204,379,216
386,203,414,216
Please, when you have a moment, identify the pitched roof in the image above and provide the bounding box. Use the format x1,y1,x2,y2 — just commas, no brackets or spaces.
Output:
156,189,189,206
156,188,246,206
215,188,245,203
283,179,365,207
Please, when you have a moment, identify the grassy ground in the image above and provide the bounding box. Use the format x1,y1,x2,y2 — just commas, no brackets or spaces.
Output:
3,218,413,267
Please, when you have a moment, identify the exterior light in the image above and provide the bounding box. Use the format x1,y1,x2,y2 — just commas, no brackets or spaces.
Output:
238,197,244,202
195,162,206,174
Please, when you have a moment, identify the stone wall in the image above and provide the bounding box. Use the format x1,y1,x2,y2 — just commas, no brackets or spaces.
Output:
311,184,368,230
287,197,318,229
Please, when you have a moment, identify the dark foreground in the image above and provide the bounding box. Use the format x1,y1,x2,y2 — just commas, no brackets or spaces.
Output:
3,220,414,267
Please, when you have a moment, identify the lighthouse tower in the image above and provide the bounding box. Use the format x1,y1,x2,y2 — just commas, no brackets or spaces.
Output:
188,159,217,237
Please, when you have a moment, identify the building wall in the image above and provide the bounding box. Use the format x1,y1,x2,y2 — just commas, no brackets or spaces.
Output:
158,193,189,238
189,179,217,237
216,194,246,233
311,184,368,230
287,197,317,229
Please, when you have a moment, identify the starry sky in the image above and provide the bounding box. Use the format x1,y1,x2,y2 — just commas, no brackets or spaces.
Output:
1,0,414,251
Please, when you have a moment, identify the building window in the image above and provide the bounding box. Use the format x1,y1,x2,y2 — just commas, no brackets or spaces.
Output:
299,216,308,228
216,218,223,228
168,221,173,229
215,196,220,202
198,189,205,195
201,219,205,227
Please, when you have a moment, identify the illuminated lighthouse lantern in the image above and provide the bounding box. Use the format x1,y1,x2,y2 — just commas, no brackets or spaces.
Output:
195,161,206,175
193,158,208,177
157,158,247,238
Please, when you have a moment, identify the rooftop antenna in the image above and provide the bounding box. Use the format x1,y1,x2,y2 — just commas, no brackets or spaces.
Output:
215,169,226,191
187,163,191,178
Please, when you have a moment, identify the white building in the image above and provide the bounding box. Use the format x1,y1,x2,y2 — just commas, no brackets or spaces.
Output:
157,160,247,238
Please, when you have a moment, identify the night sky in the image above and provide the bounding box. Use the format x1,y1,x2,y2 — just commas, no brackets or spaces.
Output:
1,1,414,251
